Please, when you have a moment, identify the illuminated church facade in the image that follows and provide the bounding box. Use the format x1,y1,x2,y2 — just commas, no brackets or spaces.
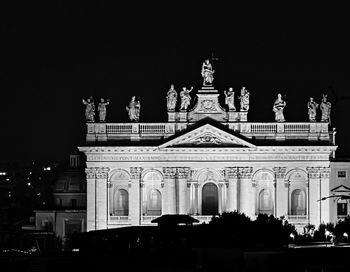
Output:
79,61,337,232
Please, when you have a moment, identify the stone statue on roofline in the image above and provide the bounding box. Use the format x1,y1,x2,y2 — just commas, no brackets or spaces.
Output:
239,87,250,112
320,94,331,123
126,96,140,122
180,86,193,111
307,97,318,122
82,96,95,122
273,93,286,122
166,84,177,111
224,87,236,111
201,59,215,86
98,98,110,122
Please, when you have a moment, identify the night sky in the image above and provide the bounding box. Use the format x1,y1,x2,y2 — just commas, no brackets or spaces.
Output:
1,4,349,163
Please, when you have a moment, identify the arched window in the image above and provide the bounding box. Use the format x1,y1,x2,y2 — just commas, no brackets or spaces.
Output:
146,189,161,215
258,189,273,215
291,189,306,215
114,189,129,216
202,182,218,215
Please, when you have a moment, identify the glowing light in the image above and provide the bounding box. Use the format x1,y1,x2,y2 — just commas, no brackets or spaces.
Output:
43,167,51,171
27,182,31,186
0,172,6,176
325,230,330,237
289,233,295,239
344,232,348,238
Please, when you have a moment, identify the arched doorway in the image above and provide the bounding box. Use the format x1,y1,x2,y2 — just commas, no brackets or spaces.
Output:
202,182,218,215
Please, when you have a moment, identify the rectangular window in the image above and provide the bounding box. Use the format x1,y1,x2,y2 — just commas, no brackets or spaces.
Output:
71,199,77,208
337,202,347,216
338,171,347,178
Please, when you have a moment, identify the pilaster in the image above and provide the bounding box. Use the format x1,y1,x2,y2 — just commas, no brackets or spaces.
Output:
95,167,109,230
225,167,238,212
129,167,143,226
238,167,254,217
163,167,177,214
177,167,190,214
273,167,287,217
86,167,96,232
320,167,330,224
307,167,321,226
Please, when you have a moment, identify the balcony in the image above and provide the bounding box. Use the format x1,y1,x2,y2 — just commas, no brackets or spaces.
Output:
108,215,131,225
286,215,308,223
86,122,332,143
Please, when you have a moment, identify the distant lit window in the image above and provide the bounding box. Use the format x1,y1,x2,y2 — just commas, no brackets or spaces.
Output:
338,199,348,216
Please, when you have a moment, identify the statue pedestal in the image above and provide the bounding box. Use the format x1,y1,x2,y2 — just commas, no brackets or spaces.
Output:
239,112,248,122
228,111,239,122
168,111,176,122
179,111,187,122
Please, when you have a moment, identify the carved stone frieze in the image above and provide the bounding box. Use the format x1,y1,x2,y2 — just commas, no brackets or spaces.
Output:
194,133,222,145
130,167,143,179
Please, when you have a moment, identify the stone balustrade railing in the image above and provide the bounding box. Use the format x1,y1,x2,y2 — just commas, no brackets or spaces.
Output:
86,122,333,143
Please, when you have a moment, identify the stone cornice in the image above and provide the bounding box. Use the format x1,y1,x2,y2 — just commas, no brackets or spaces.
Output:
79,145,337,154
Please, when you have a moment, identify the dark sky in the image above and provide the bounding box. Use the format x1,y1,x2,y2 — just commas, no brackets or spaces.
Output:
1,4,350,163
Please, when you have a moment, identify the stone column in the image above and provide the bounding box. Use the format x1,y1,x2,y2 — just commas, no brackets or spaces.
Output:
163,167,177,214
194,183,200,215
225,167,238,212
129,167,143,226
95,167,109,230
86,167,96,232
177,167,190,214
274,167,287,217
320,167,331,224
238,167,254,218
218,182,227,213
307,167,321,226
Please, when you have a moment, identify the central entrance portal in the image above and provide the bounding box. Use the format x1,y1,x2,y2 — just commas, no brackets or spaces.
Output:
202,182,218,215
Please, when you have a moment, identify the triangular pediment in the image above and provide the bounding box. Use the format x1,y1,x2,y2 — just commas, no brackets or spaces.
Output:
159,124,256,148
331,185,350,193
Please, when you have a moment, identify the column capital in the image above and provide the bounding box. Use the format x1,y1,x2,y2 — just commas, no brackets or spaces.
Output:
130,167,143,179
95,167,109,179
320,167,330,178
85,167,96,179
162,167,177,179
224,167,238,179
307,167,321,179
177,167,191,179
273,167,287,179
238,167,253,178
